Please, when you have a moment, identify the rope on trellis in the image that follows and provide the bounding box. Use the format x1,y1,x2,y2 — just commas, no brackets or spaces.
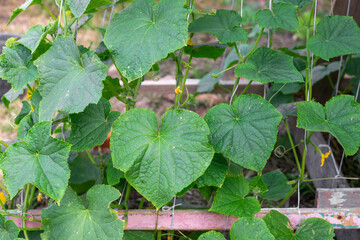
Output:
229,0,244,105
57,0,64,36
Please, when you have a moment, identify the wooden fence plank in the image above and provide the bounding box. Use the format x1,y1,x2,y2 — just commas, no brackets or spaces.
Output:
317,188,360,208
7,208,360,230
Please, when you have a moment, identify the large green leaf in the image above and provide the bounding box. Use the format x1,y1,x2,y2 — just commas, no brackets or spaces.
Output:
307,16,360,61
198,231,226,240
235,47,303,84
188,9,247,44
296,95,360,155
67,98,120,151
255,3,299,31
345,56,360,79
17,25,46,53
110,109,214,208
8,0,42,25
263,210,294,240
66,0,91,18
35,36,107,121
275,0,313,9
260,170,292,201
0,121,71,203
230,218,275,240
0,214,20,240
41,185,124,240
104,0,189,81
210,177,260,217
196,154,228,188
204,94,282,172
0,45,38,91
295,218,335,240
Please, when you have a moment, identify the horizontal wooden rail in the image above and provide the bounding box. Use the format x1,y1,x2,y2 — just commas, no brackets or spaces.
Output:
7,208,360,230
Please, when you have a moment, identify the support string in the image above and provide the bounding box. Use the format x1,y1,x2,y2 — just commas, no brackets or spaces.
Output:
57,0,64,36
161,197,182,230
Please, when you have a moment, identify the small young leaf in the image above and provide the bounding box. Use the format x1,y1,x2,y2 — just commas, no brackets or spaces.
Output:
0,121,71,203
0,214,20,240
230,217,275,240
67,98,120,151
7,0,42,25
188,9,247,44
14,101,32,125
104,0,189,81
263,210,294,239
296,95,360,155
210,177,261,217
295,218,335,240
256,3,299,31
106,157,124,186
41,185,124,240
111,109,214,208
0,45,38,91
307,16,360,61
235,47,303,84
66,0,92,18
35,36,107,121
17,115,33,140
196,154,228,188
198,231,226,240
204,94,282,172
102,77,123,100
260,170,292,201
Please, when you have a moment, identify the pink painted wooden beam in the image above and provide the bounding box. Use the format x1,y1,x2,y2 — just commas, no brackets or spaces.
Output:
7,208,360,230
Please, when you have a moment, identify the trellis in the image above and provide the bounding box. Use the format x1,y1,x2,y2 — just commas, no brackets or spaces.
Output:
1,0,360,237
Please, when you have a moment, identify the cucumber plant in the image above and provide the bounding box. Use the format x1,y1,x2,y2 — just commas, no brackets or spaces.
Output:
0,0,360,239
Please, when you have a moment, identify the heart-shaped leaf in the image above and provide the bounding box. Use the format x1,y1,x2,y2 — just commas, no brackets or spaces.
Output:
230,217,275,240
205,94,282,172
67,98,120,151
110,109,214,208
188,9,247,44
235,47,303,84
104,0,189,81
256,3,299,31
296,95,360,155
0,121,71,203
210,176,261,217
198,231,226,240
0,214,20,240
35,36,107,121
0,45,38,91
41,185,124,240
307,16,360,61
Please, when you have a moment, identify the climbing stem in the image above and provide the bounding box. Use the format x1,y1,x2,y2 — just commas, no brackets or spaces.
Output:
86,150,101,167
239,80,253,97
41,3,56,20
0,212,42,222
23,183,31,240
268,83,287,103
284,120,301,173
0,140,9,148
175,53,193,109
138,197,145,209
277,181,298,207
27,185,36,208
123,184,132,228
243,28,264,62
